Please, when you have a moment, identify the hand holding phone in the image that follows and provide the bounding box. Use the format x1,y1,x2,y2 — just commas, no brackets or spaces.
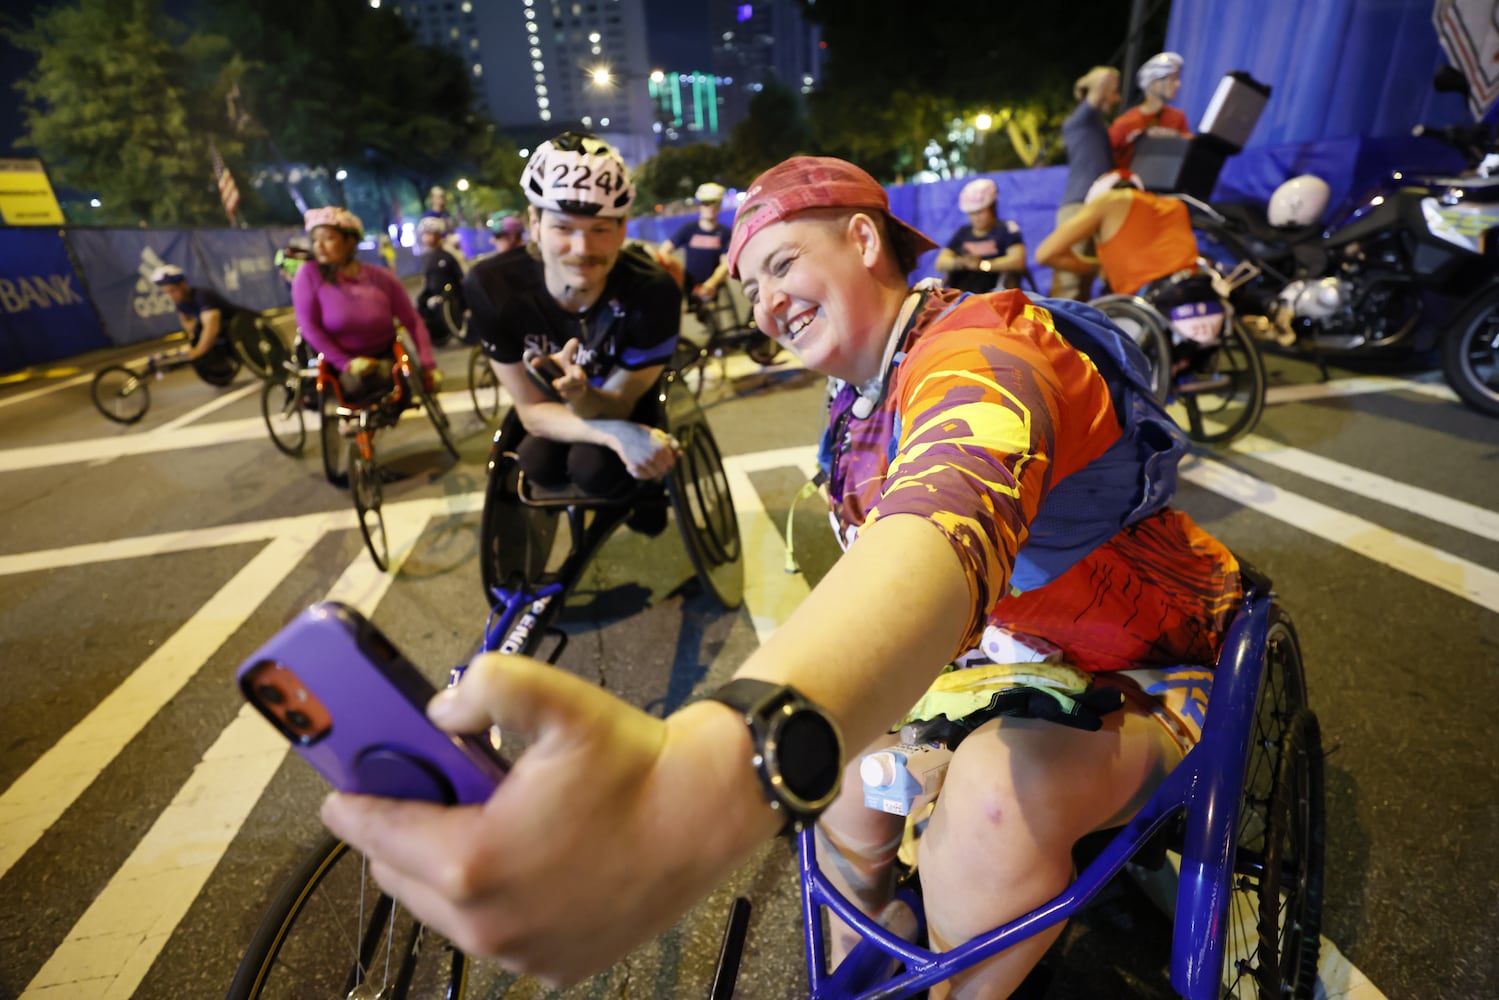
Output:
522,349,566,401
238,602,506,804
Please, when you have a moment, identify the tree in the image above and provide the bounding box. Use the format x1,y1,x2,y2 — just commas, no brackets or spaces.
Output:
8,0,245,225
198,0,482,225
728,80,813,180
793,0,1160,176
632,142,732,213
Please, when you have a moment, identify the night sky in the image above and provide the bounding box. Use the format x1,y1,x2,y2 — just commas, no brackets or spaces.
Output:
642,0,712,71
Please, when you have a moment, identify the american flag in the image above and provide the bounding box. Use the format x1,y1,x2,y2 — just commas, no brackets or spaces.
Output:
209,142,241,222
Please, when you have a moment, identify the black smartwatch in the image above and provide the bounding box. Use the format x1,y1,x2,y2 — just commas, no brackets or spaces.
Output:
705,678,844,834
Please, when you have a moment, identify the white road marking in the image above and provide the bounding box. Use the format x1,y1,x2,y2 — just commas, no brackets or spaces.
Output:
0,371,94,409
0,531,324,881
1183,455,1499,613
19,512,429,1000
1264,372,1458,405
9,393,1465,998
153,381,260,433
1228,433,1499,544
0,387,484,474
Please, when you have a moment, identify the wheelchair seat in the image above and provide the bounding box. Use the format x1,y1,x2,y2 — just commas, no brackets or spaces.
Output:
478,369,743,617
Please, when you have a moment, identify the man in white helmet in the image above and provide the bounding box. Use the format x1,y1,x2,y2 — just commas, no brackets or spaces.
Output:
1110,51,1192,170
462,132,682,530
654,181,733,310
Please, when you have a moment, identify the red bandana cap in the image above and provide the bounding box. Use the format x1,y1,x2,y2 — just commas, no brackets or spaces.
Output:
726,156,938,278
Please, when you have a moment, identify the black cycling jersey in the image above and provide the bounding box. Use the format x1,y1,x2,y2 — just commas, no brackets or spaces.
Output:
177,287,244,352
464,243,681,384
420,248,467,313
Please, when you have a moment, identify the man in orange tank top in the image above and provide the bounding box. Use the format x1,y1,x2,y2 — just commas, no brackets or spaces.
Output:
1035,169,1199,296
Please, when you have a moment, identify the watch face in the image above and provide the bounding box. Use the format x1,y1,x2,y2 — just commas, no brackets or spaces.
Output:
770,709,842,807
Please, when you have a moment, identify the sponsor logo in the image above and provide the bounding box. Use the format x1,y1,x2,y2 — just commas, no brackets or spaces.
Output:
133,248,177,318
0,273,85,313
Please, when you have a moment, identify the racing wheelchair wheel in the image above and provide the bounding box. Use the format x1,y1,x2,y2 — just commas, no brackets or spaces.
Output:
662,371,743,609
225,834,496,1000
745,328,782,366
477,413,562,604
1088,295,1172,403
319,386,350,488
349,441,390,571
408,369,460,460
91,365,151,424
467,345,501,423
230,313,292,381
1174,318,1266,445
192,349,242,387
1221,607,1325,1000
259,375,306,456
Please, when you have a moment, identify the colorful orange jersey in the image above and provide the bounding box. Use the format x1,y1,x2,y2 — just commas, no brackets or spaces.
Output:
1096,193,1200,296
824,288,1239,672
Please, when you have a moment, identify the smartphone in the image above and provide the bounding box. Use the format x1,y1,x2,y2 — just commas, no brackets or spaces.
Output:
523,349,566,401
237,602,506,804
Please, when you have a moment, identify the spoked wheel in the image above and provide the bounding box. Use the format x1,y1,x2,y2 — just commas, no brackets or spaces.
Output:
671,338,710,400
468,346,501,423
745,329,781,366
663,374,743,609
1088,295,1172,403
349,441,390,571
193,350,242,386
410,370,460,459
225,835,497,1000
91,365,150,424
442,295,467,346
1221,608,1325,1000
1441,287,1499,418
478,429,561,606
232,314,292,381
320,387,350,488
1172,319,1266,445
260,376,306,456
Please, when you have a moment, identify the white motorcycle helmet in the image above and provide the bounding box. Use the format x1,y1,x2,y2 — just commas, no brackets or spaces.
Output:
1267,175,1330,228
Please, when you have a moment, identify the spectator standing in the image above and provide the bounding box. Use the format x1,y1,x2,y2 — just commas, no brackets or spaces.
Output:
1110,52,1192,170
1050,66,1121,300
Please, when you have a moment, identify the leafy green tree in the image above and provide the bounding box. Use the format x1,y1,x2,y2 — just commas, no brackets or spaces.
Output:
195,0,483,226
8,0,245,225
727,79,813,180
793,0,1159,176
632,142,732,213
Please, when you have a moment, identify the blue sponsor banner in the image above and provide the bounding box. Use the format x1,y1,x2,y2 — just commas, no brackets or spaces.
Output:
192,228,292,311
0,228,109,373
67,228,197,345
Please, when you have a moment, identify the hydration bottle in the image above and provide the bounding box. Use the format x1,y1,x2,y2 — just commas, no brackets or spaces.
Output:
860,737,952,816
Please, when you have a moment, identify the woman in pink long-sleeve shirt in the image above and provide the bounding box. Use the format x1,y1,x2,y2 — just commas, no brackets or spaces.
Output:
293,206,439,399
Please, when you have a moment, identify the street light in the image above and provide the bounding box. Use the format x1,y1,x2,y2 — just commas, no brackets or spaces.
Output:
973,112,993,173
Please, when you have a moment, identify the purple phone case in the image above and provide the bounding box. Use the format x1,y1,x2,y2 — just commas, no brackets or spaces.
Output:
237,602,506,804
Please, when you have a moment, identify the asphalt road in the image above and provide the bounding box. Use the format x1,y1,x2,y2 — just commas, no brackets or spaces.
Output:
0,316,1496,1000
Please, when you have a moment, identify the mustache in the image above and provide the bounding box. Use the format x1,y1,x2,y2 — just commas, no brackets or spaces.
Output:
561,255,607,268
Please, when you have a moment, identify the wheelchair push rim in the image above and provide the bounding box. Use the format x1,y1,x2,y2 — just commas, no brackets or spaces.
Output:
467,346,501,423
319,386,350,488
349,441,390,572
91,365,151,424
663,375,744,609
260,376,307,456
1170,319,1267,446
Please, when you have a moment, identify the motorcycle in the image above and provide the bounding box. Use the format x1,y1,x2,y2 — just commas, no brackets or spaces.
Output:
1185,122,1499,417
